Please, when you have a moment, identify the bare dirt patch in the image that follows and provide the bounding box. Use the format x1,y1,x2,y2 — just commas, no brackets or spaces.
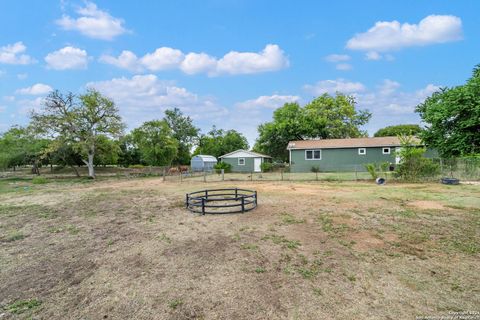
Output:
0,177,479,319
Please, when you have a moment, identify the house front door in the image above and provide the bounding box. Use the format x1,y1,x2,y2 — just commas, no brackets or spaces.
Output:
254,158,262,172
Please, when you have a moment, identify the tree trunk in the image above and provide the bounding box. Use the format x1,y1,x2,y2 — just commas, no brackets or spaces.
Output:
70,165,80,177
83,152,95,179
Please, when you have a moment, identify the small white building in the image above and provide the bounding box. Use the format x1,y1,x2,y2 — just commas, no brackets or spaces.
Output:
219,150,271,173
190,155,217,172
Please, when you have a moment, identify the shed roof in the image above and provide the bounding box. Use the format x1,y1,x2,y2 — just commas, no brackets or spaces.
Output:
192,155,217,162
287,136,419,149
219,149,271,158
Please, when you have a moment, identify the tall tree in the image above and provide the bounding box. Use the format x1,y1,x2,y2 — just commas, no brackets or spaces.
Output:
416,65,480,157
195,126,249,158
31,89,124,178
255,94,371,161
374,124,422,137
131,120,178,166
164,108,199,165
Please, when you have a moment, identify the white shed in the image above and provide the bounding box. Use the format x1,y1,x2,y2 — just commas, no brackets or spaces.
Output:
190,155,218,172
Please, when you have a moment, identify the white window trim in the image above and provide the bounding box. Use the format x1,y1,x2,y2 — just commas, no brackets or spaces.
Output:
358,148,366,155
238,158,245,165
382,147,391,155
305,149,321,160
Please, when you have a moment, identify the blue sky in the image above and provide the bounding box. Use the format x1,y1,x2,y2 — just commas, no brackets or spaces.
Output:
1,1,479,145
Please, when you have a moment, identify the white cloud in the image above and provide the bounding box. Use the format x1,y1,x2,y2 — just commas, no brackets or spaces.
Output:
99,50,140,71
236,95,299,110
45,46,88,70
325,54,350,62
17,73,28,80
100,44,289,76
56,1,127,40
0,105,6,112
17,97,45,115
336,63,352,71
216,44,289,75
364,51,395,61
358,79,440,115
0,42,36,65
180,52,218,75
16,83,53,95
140,47,185,71
304,79,366,95
347,15,462,52
86,74,228,129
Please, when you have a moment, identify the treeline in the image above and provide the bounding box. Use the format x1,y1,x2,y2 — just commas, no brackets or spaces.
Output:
0,90,248,178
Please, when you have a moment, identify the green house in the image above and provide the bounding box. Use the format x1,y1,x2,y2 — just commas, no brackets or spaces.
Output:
219,150,271,173
287,136,436,172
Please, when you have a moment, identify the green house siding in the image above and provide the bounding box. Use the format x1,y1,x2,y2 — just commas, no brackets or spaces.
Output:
222,157,259,172
290,147,397,172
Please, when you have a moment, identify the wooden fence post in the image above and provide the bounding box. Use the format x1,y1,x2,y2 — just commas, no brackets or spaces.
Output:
163,167,166,182
221,169,224,181
203,170,207,183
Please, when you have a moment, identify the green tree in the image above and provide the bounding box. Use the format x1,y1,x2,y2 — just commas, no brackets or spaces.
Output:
117,134,142,167
0,126,49,173
31,89,125,178
131,120,178,166
94,135,121,166
416,65,480,157
255,94,371,161
195,126,249,158
164,108,199,165
374,124,421,137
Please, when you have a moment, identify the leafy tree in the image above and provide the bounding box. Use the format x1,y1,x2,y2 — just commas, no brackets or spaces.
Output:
31,89,125,178
374,124,421,137
117,134,142,167
255,94,371,161
131,120,178,166
416,65,480,157
0,126,49,173
164,108,199,165
94,135,121,166
195,126,249,158
48,140,83,177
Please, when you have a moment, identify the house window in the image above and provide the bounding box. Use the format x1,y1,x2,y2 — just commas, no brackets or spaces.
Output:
358,148,366,155
238,158,245,165
305,149,321,160
383,147,391,154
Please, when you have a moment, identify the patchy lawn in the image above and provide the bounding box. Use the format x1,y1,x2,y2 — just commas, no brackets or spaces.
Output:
0,177,479,319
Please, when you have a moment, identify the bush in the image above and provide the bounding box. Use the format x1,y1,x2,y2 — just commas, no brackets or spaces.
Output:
214,162,231,173
364,162,390,180
364,163,378,179
260,162,274,172
395,135,440,181
32,176,48,184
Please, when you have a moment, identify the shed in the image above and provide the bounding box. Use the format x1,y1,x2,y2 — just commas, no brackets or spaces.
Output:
190,155,217,172
218,150,271,173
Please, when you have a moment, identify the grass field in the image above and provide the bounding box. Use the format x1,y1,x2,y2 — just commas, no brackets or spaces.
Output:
0,176,479,319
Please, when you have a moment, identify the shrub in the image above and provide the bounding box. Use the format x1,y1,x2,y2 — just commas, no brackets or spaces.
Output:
260,162,274,172
395,135,440,181
32,176,48,184
364,163,378,179
214,162,231,173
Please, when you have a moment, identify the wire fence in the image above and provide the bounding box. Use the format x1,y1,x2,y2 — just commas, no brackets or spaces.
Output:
1,158,479,182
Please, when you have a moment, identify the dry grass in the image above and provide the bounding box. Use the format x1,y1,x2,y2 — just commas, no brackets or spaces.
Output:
0,177,479,319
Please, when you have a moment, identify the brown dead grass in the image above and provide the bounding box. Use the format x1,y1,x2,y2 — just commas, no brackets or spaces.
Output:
0,177,479,319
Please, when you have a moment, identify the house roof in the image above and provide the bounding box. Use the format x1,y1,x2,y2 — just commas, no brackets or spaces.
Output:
287,136,419,149
219,149,272,158
192,155,217,162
